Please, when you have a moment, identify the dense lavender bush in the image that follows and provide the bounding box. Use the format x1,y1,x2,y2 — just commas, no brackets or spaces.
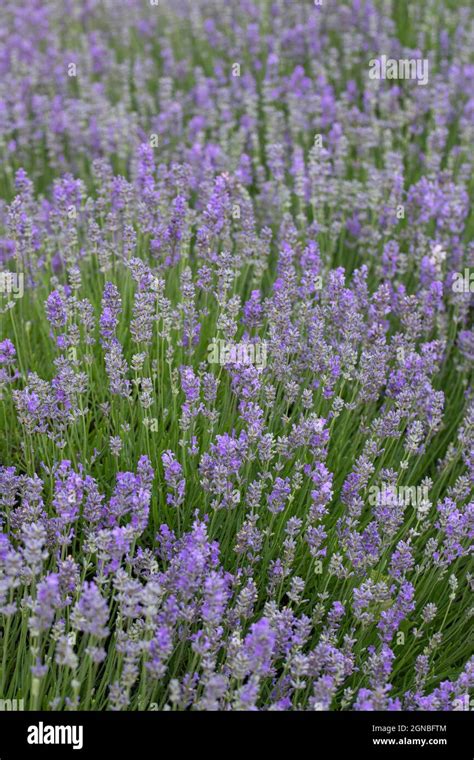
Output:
0,0,473,712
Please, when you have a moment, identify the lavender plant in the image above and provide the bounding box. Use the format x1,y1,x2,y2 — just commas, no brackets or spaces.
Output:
0,0,473,712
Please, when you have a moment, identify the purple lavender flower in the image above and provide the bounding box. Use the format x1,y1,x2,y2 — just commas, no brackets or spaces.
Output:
267,477,291,515
29,574,61,634
71,582,109,638
161,451,185,508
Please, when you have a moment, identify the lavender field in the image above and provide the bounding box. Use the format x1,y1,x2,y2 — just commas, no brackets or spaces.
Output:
0,0,473,713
